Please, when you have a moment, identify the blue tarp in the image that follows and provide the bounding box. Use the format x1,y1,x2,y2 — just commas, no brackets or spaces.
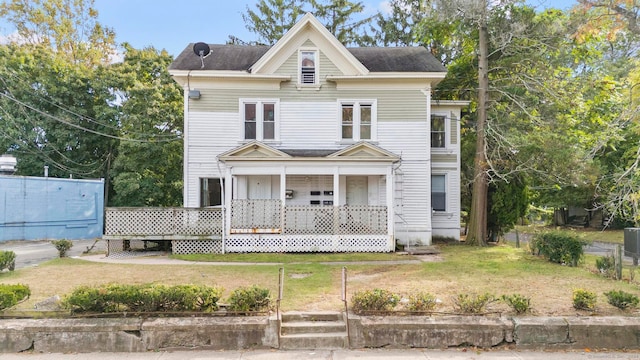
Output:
0,175,104,241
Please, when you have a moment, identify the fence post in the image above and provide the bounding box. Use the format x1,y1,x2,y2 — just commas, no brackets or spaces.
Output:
616,244,623,280
515,229,520,248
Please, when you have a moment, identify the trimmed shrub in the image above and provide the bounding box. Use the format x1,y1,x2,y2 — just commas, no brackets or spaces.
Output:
407,291,437,312
351,288,400,313
532,231,587,266
62,283,223,314
0,251,16,271
501,294,532,314
573,289,597,311
0,284,31,310
227,285,272,312
453,293,497,314
51,239,73,258
604,290,639,310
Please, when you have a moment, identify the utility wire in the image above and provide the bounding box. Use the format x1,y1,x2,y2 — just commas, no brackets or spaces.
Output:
1,70,179,139
0,92,181,143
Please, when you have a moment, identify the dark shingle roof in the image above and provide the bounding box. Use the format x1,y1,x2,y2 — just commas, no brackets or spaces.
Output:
347,47,446,72
169,44,270,71
169,44,446,73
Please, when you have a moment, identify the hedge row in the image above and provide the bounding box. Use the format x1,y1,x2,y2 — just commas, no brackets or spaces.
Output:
0,284,31,311
62,283,272,314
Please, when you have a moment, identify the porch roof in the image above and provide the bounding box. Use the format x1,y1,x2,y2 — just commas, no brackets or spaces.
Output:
218,141,400,162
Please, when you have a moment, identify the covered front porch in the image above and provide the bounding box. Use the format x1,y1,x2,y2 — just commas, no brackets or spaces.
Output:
219,141,398,252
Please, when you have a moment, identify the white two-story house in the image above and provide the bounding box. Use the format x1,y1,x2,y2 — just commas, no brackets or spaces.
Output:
168,13,466,253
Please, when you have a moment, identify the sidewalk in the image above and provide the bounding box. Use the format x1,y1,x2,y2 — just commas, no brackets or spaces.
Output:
2,348,639,359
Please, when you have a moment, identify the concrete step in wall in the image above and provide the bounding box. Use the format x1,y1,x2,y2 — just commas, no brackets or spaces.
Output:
279,311,348,349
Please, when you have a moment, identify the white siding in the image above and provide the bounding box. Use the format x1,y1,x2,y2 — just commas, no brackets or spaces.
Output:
279,101,336,148
377,122,431,237
186,112,238,206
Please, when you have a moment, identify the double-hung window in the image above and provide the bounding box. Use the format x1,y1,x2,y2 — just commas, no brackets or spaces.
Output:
431,174,446,212
299,50,318,85
431,115,447,148
340,101,375,141
241,99,278,141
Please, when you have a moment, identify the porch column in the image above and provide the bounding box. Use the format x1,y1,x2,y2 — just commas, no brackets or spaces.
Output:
224,166,233,239
333,169,340,206
386,165,395,238
280,167,287,232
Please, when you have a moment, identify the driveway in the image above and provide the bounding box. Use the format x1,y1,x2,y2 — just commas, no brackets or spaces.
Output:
0,239,105,270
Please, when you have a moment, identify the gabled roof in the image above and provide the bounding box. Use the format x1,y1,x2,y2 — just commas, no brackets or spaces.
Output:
170,44,446,73
248,12,368,76
329,142,399,160
218,141,292,160
217,142,399,162
169,45,270,71
169,14,446,74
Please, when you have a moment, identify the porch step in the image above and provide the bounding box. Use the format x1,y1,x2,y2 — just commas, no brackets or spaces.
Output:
279,311,348,350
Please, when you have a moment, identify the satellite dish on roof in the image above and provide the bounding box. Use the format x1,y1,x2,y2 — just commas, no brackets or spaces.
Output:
193,42,211,69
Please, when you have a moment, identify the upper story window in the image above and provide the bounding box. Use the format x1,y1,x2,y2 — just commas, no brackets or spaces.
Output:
241,99,279,141
341,101,375,141
299,50,318,85
431,115,446,148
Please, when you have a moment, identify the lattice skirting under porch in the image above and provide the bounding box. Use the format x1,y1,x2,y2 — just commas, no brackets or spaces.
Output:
172,239,222,254
105,235,393,256
224,234,393,253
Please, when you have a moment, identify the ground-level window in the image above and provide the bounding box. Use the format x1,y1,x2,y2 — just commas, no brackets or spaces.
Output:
431,174,446,212
200,178,224,207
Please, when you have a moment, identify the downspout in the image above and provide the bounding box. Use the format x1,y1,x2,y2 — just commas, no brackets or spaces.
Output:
216,157,226,254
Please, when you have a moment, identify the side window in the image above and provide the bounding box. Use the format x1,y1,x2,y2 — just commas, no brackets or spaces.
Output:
240,99,278,141
201,178,224,207
431,174,446,212
300,50,318,85
340,101,376,141
431,115,446,148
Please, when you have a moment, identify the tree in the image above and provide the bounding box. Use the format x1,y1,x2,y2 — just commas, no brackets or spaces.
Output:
310,0,373,45
108,45,183,207
240,0,373,45
0,0,116,67
241,0,305,45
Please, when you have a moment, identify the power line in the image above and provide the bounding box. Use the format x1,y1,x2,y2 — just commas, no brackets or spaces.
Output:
0,92,181,143
1,70,179,139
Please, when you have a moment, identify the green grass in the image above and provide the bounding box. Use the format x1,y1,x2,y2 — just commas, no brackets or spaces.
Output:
171,252,417,263
514,225,624,244
4,242,640,314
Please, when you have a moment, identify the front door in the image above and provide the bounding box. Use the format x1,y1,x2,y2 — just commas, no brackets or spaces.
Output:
346,176,368,205
248,175,272,199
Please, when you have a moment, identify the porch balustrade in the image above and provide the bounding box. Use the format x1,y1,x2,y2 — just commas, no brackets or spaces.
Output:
104,207,223,236
105,203,388,237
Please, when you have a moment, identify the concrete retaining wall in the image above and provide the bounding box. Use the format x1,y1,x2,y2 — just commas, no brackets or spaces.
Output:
2,315,640,353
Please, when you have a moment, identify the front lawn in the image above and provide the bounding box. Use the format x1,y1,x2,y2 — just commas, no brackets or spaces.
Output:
1,242,639,316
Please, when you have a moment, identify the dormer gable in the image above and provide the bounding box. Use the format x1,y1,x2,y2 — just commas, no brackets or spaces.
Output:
249,13,369,77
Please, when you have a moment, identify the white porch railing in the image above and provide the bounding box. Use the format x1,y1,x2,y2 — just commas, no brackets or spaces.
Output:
104,203,392,254
104,207,223,236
